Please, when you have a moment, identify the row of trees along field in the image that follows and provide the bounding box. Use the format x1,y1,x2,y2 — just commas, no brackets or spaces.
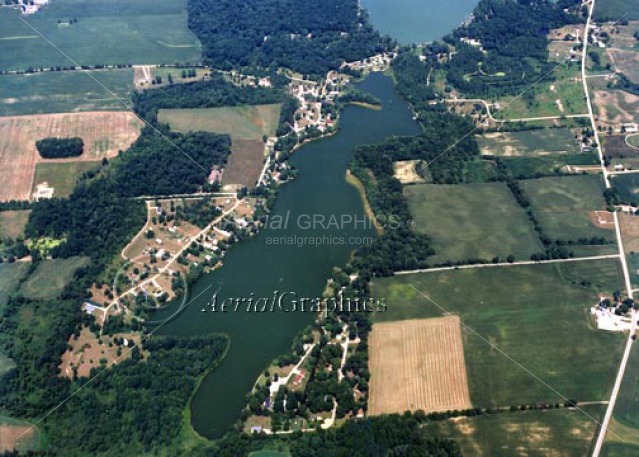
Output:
418,0,583,98
187,0,392,76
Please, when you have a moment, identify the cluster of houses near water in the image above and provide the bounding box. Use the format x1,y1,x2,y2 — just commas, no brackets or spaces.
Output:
2,0,49,15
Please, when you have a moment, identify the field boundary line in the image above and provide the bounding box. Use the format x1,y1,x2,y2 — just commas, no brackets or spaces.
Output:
15,282,220,443
394,254,621,275
406,283,628,444
16,16,211,175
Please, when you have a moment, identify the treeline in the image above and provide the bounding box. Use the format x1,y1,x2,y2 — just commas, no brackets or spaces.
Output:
442,0,581,97
133,74,287,123
337,89,381,107
35,137,84,159
616,73,639,96
187,0,391,76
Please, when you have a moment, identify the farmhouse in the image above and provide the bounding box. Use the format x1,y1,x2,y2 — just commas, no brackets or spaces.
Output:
32,182,54,201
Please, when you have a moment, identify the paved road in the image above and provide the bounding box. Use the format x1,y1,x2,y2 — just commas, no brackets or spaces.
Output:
586,0,636,453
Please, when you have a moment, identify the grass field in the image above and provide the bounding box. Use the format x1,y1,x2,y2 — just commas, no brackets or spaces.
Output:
477,129,581,156
501,153,600,178
602,443,639,457
32,161,101,199
0,263,30,307
0,415,40,453
611,173,639,204
590,79,639,127
371,261,625,407
626,135,639,149
0,210,30,239
0,0,201,71
423,406,603,457
611,344,639,429
0,69,134,116
522,175,615,242
594,0,639,21
404,183,542,264
0,111,142,201
158,104,282,140
18,256,90,300
369,317,471,415
493,65,587,119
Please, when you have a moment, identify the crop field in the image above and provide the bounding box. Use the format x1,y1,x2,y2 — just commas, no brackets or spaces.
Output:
0,416,40,453
223,139,266,189
493,65,587,119
32,161,101,199
609,50,639,84
0,0,201,71
368,317,471,415
18,256,90,300
0,69,134,116
0,210,30,239
477,129,580,156
371,261,625,408
0,111,142,201
158,104,282,140
522,175,615,242
423,406,603,457
404,183,542,264
611,174,639,204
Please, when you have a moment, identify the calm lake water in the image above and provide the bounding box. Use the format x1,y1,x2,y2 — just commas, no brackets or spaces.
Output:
362,0,478,44
156,73,421,438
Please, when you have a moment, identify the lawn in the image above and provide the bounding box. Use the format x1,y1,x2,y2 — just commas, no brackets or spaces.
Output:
371,261,625,408
0,0,201,71
0,69,134,116
522,175,615,242
477,128,581,156
611,173,639,205
158,104,282,140
32,161,101,198
422,406,604,457
0,210,30,239
18,256,90,300
404,183,542,264
628,135,639,148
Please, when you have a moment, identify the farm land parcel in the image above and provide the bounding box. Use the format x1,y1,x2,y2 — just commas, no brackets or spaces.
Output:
368,316,471,415
18,256,90,300
521,175,616,242
0,69,134,116
477,128,581,157
0,111,142,201
159,104,282,188
423,405,604,457
0,0,200,71
371,261,625,408
405,182,543,264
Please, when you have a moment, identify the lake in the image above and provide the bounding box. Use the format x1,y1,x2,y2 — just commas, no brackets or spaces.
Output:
362,0,478,44
157,73,421,438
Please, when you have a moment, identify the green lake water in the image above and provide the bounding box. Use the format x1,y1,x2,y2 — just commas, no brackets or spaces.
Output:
362,0,477,44
156,73,421,438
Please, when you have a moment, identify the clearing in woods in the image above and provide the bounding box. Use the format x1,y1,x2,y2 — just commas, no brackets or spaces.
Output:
368,316,471,415
222,139,267,188
0,111,142,201
31,161,101,199
393,160,428,184
0,416,40,454
0,210,30,239
18,256,91,300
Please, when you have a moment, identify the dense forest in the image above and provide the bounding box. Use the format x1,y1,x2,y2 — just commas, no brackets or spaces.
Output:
440,0,581,97
35,137,84,159
187,0,390,75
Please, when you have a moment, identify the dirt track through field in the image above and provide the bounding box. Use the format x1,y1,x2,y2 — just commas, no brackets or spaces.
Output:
369,316,472,415
0,111,142,201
